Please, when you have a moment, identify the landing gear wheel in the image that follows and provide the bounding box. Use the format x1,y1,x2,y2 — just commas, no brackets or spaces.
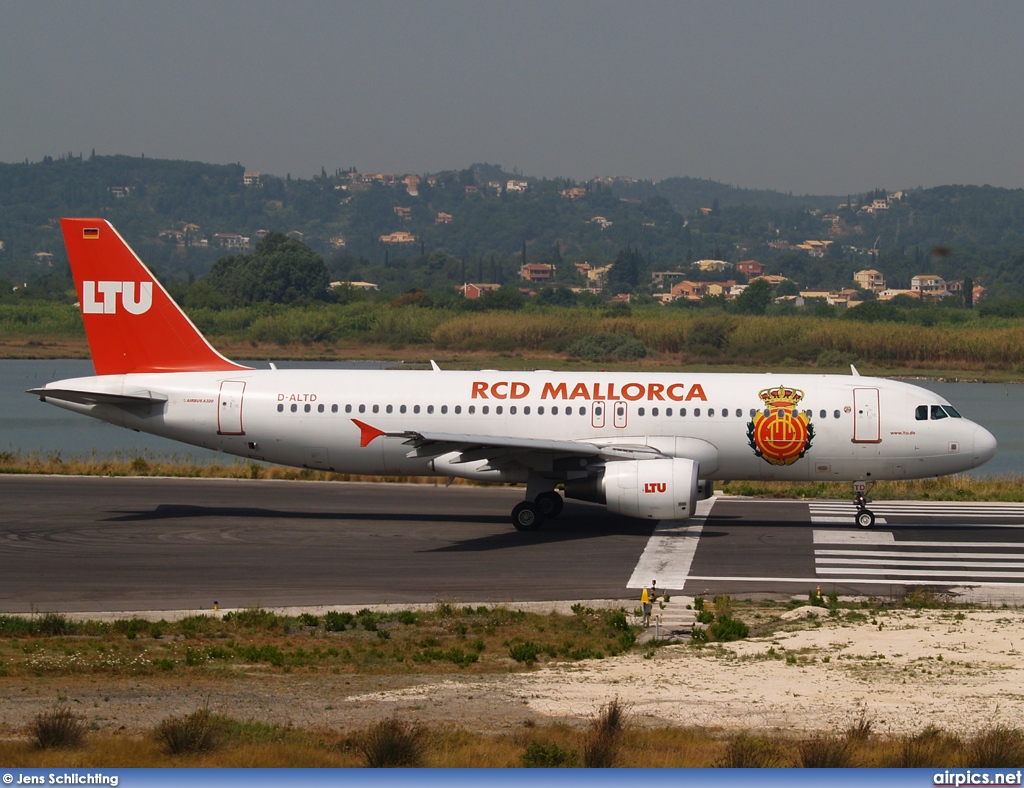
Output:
856,509,875,529
511,501,544,531
535,491,564,518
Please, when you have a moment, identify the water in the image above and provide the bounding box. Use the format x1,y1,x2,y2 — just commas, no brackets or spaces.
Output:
1,359,388,465
1,360,1020,477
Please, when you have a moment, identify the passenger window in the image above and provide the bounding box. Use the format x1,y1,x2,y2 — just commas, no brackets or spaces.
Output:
345,404,352,413
468,405,474,414
358,404,365,414
524,406,531,415
666,408,673,417
318,404,324,413
386,405,393,414
496,406,503,415
291,404,297,413
931,405,948,420
694,408,701,417
442,405,449,414
427,405,434,414
819,409,826,419
944,406,962,418
579,407,586,415
372,404,379,414
915,405,928,421
537,406,544,415
750,409,757,418
652,407,659,417
277,404,284,412
735,409,742,417
680,408,687,417
708,408,714,417
552,406,559,415
454,405,461,414
638,407,645,416
482,406,489,415
400,405,406,414
413,405,420,414
834,410,840,419
510,406,517,415
304,404,311,413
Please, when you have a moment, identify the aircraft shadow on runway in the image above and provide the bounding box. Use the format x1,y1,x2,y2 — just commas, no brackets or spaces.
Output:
104,503,509,525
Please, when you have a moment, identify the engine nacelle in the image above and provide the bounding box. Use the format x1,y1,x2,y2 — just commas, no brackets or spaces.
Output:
565,458,699,520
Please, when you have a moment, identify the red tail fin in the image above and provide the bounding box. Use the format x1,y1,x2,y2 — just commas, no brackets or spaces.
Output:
61,219,249,375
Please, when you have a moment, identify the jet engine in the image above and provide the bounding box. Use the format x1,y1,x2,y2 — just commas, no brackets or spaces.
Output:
564,457,699,520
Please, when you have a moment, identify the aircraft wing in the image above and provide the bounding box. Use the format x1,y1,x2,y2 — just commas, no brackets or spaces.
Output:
351,420,667,462
27,387,169,407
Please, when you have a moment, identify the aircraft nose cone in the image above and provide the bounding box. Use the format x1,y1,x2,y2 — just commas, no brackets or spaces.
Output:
973,424,998,466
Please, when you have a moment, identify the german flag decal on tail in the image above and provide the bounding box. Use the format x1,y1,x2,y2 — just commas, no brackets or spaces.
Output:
83,227,100,240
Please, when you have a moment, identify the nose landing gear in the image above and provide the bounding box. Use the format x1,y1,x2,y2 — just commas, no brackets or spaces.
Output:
853,480,875,528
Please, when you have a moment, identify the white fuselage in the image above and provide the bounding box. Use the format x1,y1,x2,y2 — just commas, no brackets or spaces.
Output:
38,369,997,482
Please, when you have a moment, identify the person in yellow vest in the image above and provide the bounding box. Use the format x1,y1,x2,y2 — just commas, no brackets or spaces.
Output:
641,580,659,626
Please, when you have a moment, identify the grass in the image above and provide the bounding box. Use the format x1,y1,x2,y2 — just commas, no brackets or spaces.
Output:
5,717,1024,767
1,450,1021,501
0,603,639,679
31,706,87,750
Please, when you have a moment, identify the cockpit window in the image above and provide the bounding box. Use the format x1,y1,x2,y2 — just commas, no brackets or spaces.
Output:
930,405,948,420
944,405,962,418
915,405,928,421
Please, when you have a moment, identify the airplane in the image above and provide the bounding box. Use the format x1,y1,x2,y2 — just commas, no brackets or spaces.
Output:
30,218,997,531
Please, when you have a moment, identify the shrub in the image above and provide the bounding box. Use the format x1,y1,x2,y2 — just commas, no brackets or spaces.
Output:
31,706,86,750
583,698,628,768
324,611,354,631
708,616,749,641
358,717,426,767
797,734,854,767
154,708,221,756
717,733,787,767
963,727,1024,767
509,641,541,664
522,740,575,768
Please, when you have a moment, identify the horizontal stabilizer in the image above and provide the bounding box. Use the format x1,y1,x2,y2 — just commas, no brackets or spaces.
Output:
27,387,168,407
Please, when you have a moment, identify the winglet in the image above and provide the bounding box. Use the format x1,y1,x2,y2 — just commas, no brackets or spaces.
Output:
850,364,860,377
352,419,386,447
60,218,250,375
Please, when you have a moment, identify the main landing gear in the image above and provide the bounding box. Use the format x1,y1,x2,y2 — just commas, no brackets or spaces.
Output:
511,489,564,531
853,480,875,528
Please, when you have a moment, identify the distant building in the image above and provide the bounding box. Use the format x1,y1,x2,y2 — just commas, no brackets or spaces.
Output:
695,259,732,272
380,231,415,244
107,186,131,198
589,216,613,229
394,206,412,220
331,281,378,291
911,274,947,296
520,263,555,282
506,180,529,192
561,187,587,199
403,174,419,195
435,212,453,224
212,233,249,250
243,171,261,186
459,283,503,299
854,269,886,293
736,260,765,278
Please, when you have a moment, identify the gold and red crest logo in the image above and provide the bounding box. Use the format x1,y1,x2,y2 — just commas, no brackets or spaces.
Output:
747,385,814,466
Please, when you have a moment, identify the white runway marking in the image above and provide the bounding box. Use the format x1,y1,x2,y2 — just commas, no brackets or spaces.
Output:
626,497,716,590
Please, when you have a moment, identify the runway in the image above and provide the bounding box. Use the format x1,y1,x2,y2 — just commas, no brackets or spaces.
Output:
2,475,1024,613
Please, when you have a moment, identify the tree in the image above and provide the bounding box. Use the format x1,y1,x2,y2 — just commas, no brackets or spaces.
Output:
963,275,974,309
731,277,774,315
203,233,330,306
607,246,644,291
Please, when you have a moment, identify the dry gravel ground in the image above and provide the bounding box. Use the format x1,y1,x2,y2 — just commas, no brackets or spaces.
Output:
2,604,1023,738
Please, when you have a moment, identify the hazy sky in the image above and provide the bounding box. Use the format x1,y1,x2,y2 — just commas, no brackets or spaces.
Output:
2,1,1023,195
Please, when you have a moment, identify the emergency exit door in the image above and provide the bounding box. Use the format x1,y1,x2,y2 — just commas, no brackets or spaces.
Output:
852,387,880,443
217,380,246,435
